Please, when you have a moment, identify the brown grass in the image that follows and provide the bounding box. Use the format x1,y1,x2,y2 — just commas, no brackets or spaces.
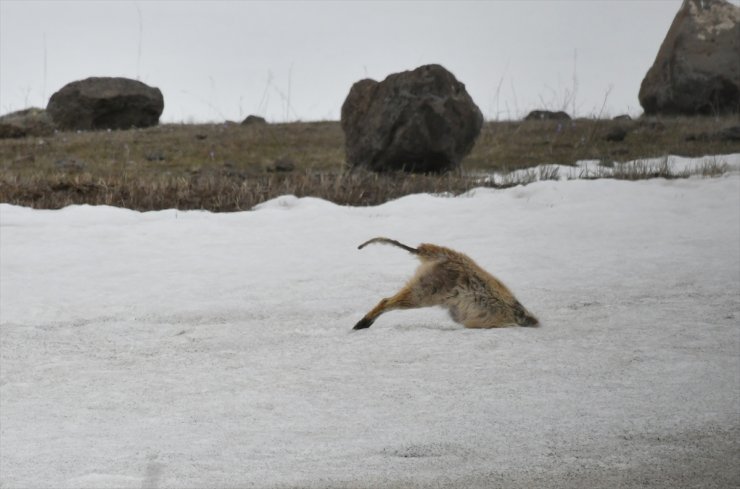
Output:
0,170,519,211
466,116,739,171
0,116,737,211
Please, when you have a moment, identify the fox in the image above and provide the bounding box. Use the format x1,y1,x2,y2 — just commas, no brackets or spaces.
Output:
353,237,539,330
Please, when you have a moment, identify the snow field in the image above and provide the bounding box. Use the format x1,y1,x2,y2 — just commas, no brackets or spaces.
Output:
1,167,739,488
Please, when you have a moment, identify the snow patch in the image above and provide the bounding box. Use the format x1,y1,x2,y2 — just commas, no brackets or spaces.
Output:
1,170,739,488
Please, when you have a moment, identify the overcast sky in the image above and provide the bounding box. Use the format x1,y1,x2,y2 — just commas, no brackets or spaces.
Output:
0,0,720,123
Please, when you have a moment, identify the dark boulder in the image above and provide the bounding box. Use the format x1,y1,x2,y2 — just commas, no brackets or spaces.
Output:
605,126,629,142
524,110,571,121
47,77,164,130
341,64,483,173
241,115,267,125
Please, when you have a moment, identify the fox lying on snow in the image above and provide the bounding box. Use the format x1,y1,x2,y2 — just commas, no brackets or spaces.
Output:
353,237,539,330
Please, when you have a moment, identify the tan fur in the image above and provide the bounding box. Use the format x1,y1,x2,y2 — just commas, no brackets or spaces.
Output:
353,237,539,330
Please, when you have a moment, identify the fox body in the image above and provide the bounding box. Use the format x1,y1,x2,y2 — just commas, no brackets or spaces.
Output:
353,237,539,330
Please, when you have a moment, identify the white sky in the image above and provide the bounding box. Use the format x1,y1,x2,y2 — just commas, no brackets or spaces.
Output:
0,0,725,123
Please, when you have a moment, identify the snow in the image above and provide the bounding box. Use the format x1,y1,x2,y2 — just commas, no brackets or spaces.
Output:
483,153,740,185
1,164,739,488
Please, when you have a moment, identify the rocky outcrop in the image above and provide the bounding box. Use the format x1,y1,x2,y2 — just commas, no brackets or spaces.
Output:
341,64,483,173
241,115,267,126
639,0,740,115
524,110,571,121
47,77,164,130
0,108,55,138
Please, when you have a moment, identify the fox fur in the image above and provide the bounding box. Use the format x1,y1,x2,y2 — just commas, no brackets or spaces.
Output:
353,237,539,330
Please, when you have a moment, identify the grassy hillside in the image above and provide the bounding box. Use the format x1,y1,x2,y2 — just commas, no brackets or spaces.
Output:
0,116,737,211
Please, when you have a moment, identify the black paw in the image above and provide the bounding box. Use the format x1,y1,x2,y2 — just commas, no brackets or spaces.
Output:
353,318,374,330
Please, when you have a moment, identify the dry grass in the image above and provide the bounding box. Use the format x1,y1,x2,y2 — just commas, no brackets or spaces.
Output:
465,116,739,171
0,116,738,211
0,170,520,211
0,121,344,179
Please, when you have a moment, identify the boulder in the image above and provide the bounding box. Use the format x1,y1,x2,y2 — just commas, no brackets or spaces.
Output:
604,126,629,142
47,77,164,130
341,64,483,173
241,115,267,125
639,0,740,115
524,110,571,121
0,108,55,138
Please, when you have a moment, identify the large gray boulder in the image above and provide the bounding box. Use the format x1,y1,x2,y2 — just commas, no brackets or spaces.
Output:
47,77,164,130
341,64,483,173
639,0,740,115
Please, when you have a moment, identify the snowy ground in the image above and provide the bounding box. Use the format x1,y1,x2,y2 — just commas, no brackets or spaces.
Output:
1,157,739,488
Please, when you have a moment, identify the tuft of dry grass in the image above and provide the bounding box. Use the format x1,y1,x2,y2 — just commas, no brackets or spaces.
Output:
1,160,733,212
0,170,523,211
0,116,738,211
